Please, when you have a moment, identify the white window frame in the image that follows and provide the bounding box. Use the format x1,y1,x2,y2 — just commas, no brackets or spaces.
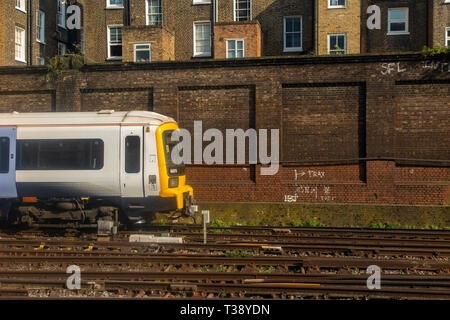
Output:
233,0,251,22
446,27,450,47
193,21,211,57
15,0,26,13
328,0,346,9
15,26,26,63
58,42,67,55
387,8,409,35
146,0,162,26
106,0,124,8
57,0,66,29
226,39,245,59
107,25,123,60
193,0,211,4
283,16,302,52
36,10,45,44
328,33,347,54
134,43,152,62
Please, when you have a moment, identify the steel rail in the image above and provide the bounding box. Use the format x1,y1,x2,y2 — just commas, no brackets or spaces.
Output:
1,277,450,300
0,239,450,258
0,255,448,271
1,271,450,286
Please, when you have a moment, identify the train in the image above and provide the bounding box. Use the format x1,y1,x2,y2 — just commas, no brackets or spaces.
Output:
0,110,195,231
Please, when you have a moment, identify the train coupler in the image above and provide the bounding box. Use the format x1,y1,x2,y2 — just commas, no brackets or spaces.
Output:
182,193,196,218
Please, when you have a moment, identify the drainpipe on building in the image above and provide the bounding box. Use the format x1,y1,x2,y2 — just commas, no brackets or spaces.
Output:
27,0,33,66
210,0,215,59
314,0,319,55
124,0,131,26
425,0,430,48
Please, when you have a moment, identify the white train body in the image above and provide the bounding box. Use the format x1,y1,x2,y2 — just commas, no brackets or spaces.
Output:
0,111,194,226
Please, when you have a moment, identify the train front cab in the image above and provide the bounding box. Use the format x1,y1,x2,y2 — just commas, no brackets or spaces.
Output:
156,122,194,215
0,127,17,220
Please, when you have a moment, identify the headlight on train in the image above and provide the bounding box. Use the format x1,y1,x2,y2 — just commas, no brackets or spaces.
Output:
168,177,179,188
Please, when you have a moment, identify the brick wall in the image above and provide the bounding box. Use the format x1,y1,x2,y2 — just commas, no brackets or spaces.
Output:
78,0,124,63
1,0,28,66
0,53,449,205
214,21,262,59
362,0,429,53
431,0,450,48
122,25,175,62
218,0,314,56
317,0,361,55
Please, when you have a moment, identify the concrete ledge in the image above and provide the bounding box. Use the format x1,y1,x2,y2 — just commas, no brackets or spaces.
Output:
183,202,450,228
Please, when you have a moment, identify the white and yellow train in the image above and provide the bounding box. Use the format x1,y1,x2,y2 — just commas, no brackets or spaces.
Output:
0,110,194,228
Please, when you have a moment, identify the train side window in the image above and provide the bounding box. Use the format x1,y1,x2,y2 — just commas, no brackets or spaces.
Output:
16,139,104,170
0,137,10,173
125,136,140,173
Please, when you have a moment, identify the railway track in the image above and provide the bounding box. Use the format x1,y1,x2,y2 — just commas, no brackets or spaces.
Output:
0,238,449,258
0,252,448,272
0,225,449,299
124,224,450,239
1,271,450,299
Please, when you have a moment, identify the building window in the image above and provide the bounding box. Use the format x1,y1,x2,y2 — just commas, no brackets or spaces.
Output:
58,42,67,55
16,139,104,171
193,0,211,4
0,137,10,174
15,0,26,12
107,0,124,8
226,39,244,58
125,136,141,174
15,27,26,63
328,34,346,54
107,26,123,59
234,0,251,21
57,0,66,28
146,0,162,26
328,0,346,8
134,44,151,62
193,22,211,57
446,27,450,47
283,16,302,52
388,8,409,35
36,10,45,44
37,57,45,66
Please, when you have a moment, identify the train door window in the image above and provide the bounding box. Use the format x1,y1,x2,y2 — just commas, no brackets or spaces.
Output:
0,137,10,173
125,136,141,173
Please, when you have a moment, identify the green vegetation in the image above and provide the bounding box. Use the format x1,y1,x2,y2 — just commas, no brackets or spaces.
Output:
216,265,227,273
209,219,226,228
292,217,325,227
225,250,254,258
46,44,85,83
422,46,450,59
369,222,450,230
260,266,275,273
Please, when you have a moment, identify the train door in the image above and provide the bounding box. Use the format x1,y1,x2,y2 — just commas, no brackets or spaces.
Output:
120,126,144,198
0,127,17,198
143,126,160,197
